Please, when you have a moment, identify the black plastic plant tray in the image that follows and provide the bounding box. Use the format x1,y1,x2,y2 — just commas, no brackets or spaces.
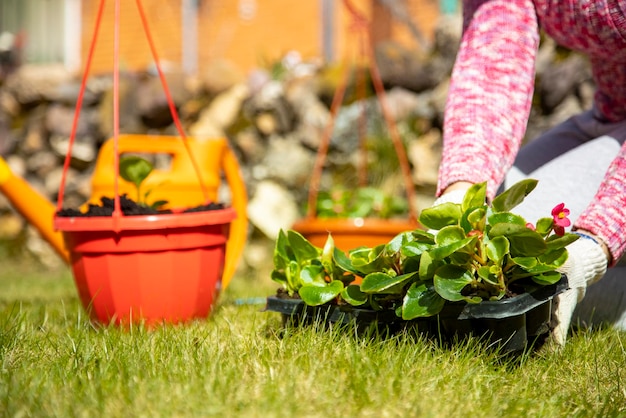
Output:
329,304,405,336
265,275,568,353
264,296,336,327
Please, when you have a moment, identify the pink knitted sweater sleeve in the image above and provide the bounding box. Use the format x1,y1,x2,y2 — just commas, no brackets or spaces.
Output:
437,0,626,264
437,0,539,198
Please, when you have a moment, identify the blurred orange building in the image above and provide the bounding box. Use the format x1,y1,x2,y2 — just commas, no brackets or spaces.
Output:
79,0,445,75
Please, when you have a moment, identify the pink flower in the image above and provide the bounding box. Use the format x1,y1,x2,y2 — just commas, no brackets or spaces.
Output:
525,222,535,231
551,203,571,236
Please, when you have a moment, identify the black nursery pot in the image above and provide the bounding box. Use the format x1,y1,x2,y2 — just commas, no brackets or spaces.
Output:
433,275,569,353
264,296,402,336
264,296,336,328
330,304,405,336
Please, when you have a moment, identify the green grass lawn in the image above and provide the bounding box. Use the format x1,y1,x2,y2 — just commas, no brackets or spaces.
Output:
1,257,626,417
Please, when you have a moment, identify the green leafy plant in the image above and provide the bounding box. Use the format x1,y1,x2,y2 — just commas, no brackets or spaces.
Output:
271,179,578,319
118,155,168,210
315,186,408,219
271,230,355,305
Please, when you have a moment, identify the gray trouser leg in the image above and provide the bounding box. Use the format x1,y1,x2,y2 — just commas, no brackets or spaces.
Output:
503,110,626,330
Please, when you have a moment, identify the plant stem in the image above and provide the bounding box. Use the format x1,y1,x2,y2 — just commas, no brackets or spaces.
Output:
471,253,486,266
497,270,506,292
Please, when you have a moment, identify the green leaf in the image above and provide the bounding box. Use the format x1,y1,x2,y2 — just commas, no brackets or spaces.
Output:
401,241,433,258
546,233,579,251
538,248,568,267
409,229,437,246
300,265,326,286
119,155,154,188
462,182,487,212
436,225,466,246
418,251,439,281
433,264,477,302
531,271,562,286
519,263,561,275
321,234,335,269
346,246,367,262
488,223,528,237
535,217,554,235
299,281,344,306
465,207,487,230
341,285,368,306
489,223,546,257
402,257,421,275
477,266,499,286
419,202,463,230
348,245,389,274
485,236,509,263
273,230,291,269
511,256,537,269
449,251,472,265
360,272,416,294
286,260,300,293
491,179,538,213
270,269,288,287
386,231,414,252
487,212,527,227
287,230,320,264
333,247,360,275
430,236,475,260
402,282,445,319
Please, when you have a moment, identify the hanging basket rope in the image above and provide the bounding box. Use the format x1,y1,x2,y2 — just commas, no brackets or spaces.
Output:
306,0,418,223
56,0,210,224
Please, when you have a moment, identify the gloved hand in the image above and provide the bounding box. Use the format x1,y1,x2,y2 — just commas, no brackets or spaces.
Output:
431,188,469,207
552,233,608,345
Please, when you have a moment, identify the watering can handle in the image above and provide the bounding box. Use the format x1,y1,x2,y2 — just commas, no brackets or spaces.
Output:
221,145,248,289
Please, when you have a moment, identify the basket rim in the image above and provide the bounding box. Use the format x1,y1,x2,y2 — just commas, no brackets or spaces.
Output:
54,206,236,232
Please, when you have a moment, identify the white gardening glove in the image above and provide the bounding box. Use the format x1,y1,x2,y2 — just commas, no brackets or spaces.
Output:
552,233,608,345
431,189,468,207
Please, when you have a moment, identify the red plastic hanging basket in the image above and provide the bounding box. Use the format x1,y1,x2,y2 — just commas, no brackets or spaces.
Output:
292,0,420,252
56,209,235,325
53,0,236,325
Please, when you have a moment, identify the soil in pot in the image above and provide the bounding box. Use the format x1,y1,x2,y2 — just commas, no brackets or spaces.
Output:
56,195,225,217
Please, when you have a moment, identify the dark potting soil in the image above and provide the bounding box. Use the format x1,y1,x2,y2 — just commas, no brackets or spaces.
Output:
56,195,225,217
276,287,302,300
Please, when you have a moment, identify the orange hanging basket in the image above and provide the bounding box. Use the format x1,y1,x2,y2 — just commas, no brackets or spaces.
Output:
292,217,418,250
292,0,420,253
54,0,243,325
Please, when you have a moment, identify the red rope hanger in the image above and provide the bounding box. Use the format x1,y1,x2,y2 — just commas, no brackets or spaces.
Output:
56,0,106,213
306,0,418,222
56,0,210,221
134,0,209,204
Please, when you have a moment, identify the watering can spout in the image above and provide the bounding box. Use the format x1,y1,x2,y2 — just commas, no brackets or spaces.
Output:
0,156,70,262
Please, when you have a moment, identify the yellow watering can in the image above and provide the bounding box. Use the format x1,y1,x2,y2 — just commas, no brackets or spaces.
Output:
0,134,248,289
